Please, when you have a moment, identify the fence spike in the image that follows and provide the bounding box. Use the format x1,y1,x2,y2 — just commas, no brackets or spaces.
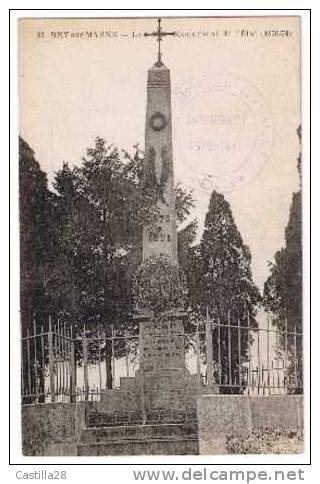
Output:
83,326,89,402
33,319,38,402
227,310,232,386
48,315,55,402
206,307,214,388
237,315,241,386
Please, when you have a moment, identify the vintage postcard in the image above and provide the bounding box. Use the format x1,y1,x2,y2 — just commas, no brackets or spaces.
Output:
18,15,303,457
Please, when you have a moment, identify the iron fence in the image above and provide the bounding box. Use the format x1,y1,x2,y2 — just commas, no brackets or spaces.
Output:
21,312,303,404
199,312,303,395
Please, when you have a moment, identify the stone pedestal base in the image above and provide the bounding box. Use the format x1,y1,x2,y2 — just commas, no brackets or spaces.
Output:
137,313,195,412
99,312,199,419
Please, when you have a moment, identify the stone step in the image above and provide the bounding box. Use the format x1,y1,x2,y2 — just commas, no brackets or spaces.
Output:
81,423,198,443
77,437,199,456
88,409,197,427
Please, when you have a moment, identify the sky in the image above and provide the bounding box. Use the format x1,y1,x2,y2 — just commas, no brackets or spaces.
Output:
19,16,301,291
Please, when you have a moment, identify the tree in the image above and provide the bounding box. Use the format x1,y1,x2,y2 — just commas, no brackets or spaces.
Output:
263,127,302,392
19,135,194,391
19,136,60,401
183,190,261,393
49,137,194,387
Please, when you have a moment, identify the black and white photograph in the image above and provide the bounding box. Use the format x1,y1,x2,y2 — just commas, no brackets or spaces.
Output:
16,14,304,458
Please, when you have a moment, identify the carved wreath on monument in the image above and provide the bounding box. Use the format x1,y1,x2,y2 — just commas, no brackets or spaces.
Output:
133,254,187,314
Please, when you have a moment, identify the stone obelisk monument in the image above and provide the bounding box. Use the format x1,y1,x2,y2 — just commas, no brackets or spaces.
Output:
134,20,196,418
142,20,177,263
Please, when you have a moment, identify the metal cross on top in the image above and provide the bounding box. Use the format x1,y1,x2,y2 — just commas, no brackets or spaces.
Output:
144,18,176,65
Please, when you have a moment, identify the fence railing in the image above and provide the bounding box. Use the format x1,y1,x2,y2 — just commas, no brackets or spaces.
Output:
21,312,303,404
21,316,139,403
200,312,303,395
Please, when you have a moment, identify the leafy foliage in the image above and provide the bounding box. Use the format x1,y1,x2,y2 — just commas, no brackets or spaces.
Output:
19,137,59,334
20,135,195,388
20,135,194,334
263,127,302,392
19,137,62,401
181,190,261,392
49,137,192,333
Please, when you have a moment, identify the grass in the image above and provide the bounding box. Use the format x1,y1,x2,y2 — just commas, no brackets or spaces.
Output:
226,426,304,454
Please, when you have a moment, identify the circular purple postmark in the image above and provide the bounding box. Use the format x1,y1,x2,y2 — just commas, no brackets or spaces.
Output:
172,70,274,195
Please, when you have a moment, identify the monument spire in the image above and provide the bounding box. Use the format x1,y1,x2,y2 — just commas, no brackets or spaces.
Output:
144,18,176,66
142,19,178,263
132,18,195,422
